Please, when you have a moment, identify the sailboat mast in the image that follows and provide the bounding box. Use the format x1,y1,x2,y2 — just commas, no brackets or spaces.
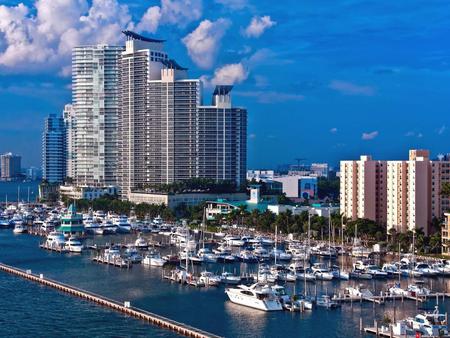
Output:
274,224,278,266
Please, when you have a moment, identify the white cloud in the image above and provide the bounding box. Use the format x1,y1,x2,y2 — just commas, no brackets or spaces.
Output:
249,133,256,139
0,0,133,74
362,131,379,140
201,62,248,88
215,0,247,10
182,18,231,69
137,0,202,33
234,90,305,104
329,80,375,96
243,15,276,38
437,125,446,135
330,128,338,134
136,6,161,33
405,131,423,138
254,75,268,88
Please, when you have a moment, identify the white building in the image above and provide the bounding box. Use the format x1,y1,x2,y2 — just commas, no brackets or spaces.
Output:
247,170,275,181
72,44,123,187
63,104,74,179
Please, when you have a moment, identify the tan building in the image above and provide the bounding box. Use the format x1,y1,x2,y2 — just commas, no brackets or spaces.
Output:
340,155,386,225
341,149,448,236
442,213,450,256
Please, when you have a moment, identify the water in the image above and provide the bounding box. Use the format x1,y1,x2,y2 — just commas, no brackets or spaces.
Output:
0,181,39,202
0,230,449,337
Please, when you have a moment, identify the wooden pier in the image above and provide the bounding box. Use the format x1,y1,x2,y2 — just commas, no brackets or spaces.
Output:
0,262,221,338
333,292,449,305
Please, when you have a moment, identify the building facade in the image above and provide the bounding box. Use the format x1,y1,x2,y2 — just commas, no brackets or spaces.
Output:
42,114,66,183
72,44,123,187
273,175,318,199
63,104,74,179
118,31,247,198
0,153,21,180
341,150,448,235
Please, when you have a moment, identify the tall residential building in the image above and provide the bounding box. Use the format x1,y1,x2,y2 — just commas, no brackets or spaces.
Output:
42,114,66,183
340,156,387,225
118,31,247,198
72,44,123,187
197,86,247,186
0,153,21,180
63,104,74,179
341,149,447,235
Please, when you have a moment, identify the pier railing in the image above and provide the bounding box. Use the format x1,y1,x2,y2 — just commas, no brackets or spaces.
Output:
0,262,221,338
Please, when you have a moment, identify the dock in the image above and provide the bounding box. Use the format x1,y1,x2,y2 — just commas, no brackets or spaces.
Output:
0,262,221,338
333,292,448,305
92,254,132,269
39,242,67,253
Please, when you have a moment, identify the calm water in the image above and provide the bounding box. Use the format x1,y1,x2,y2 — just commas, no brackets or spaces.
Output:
0,181,39,202
0,230,450,337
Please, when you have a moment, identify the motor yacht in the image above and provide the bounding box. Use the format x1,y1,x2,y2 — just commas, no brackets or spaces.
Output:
365,265,388,278
114,216,132,234
224,235,245,247
199,271,221,286
271,248,292,261
13,223,27,234
142,251,166,266
239,250,258,263
407,281,430,297
407,306,448,336
344,285,374,299
64,236,83,253
220,272,241,285
271,285,290,303
197,248,218,263
387,282,408,296
225,283,283,311
46,231,66,248
124,246,143,263
311,263,334,280
135,236,149,249
381,263,400,276
315,295,339,309
413,263,438,277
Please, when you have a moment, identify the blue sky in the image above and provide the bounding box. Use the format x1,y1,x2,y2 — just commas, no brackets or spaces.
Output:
0,0,449,169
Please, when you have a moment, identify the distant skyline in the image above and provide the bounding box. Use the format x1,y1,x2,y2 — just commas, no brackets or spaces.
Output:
1,0,449,168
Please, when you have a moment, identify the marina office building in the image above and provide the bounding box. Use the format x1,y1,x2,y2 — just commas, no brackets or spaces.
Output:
340,149,450,235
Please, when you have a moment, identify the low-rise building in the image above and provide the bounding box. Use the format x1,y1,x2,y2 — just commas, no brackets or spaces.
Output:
273,175,318,199
59,185,117,201
129,191,247,209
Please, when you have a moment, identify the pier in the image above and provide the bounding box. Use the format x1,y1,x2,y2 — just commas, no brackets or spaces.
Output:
0,262,221,338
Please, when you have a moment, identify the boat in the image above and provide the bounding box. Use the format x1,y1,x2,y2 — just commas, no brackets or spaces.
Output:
45,231,66,249
365,264,388,278
162,254,180,265
315,295,340,309
239,250,258,263
114,216,132,234
13,223,27,234
311,263,334,281
224,235,245,247
197,248,218,263
344,285,374,299
413,262,438,277
407,281,430,297
142,251,166,266
381,263,400,276
271,285,290,303
387,282,408,296
225,283,283,311
220,272,241,285
349,270,373,280
199,271,221,286
135,236,149,249
64,236,83,253
407,306,448,336
124,246,143,263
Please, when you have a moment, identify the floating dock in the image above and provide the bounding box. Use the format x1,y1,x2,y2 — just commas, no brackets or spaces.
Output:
39,242,67,253
92,255,132,269
333,292,448,304
0,262,221,338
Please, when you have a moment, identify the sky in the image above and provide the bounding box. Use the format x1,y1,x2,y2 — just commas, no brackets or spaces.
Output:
0,0,450,169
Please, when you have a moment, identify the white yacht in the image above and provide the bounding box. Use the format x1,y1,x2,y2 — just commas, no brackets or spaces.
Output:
64,237,83,253
408,307,448,336
114,216,132,234
224,235,245,247
135,236,149,249
220,272,241,285
311,263,334,280
13,223,27,234
344,285,374,299
142,252,166,266
413,263,438,277
46,231,66,248
225,283,283,311
199,271,221,286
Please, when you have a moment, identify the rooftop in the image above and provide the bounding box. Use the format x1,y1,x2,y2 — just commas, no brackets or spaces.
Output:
161,58,188,71
122,30,165,43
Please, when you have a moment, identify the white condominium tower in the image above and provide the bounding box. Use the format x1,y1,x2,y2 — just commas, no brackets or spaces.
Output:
118,31,247,198
42,114,66,183
72,44,123,187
